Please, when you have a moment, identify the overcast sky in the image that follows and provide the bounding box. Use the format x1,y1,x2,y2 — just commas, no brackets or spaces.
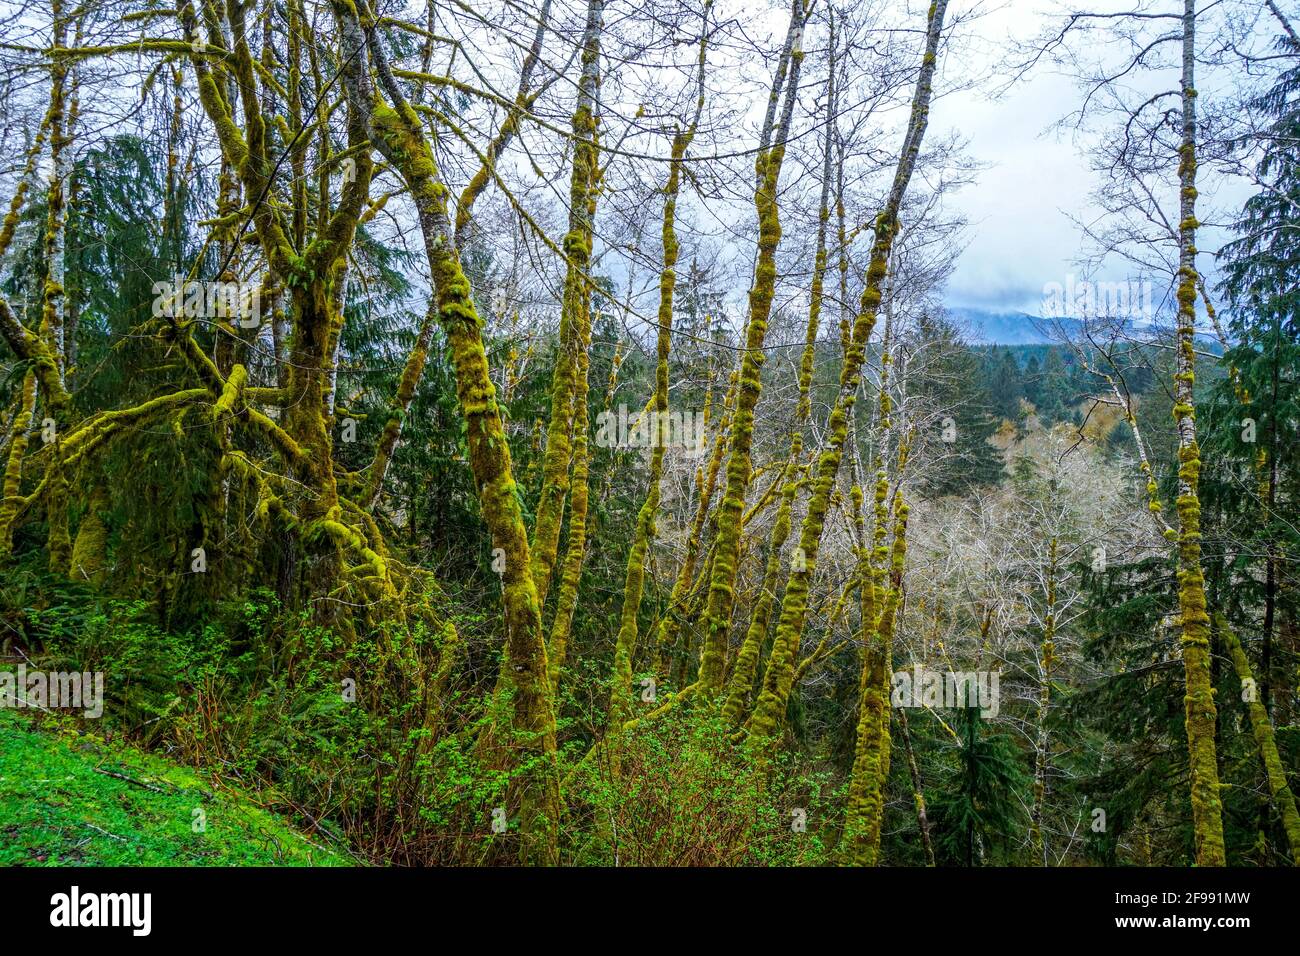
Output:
933,0,1259,319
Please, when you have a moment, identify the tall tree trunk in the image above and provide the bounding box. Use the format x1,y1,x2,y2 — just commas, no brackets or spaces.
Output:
1173,0,1227,867
529,0,603,608
0,373,36,555
609,14,710,731
360,0,556,511
724,18,837,728
1029,537,1058,865
41,0,72,575
547,284,592,691
356,5,560,863
1217,613,1300,861
696,0,806,696
650,369,733,678
748,0,947,755
898,705,936,866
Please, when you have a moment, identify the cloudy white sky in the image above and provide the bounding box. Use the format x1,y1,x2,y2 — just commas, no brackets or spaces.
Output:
932,0,1262,318
936,39,1095,314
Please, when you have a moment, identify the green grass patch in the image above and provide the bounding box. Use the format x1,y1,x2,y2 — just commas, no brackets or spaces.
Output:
0,711,352,866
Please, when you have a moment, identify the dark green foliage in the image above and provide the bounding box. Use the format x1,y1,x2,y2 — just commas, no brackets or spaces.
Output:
929,707,1030,866
986,348,1025,423
909,314,1003,496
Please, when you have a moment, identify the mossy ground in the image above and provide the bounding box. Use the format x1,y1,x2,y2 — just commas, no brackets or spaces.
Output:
0,711,351,866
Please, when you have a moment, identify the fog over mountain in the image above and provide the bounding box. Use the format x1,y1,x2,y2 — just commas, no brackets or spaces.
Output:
948,307,1063,345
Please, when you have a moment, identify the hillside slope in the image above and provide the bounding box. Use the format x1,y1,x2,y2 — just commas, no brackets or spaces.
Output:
0,712,351,866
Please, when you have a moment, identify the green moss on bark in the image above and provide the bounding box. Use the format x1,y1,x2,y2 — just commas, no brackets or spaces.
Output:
1217,614,1300,860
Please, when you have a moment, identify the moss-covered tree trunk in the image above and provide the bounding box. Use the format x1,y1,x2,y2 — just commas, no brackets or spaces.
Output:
840,270,905,859
40,0,72,576
0,110,55,482
608,17,709,731
898,705,936,866
529,0,603,608
723,460,801,727
696,0,805,696
1173,0,1226,867
547,284,592,692
0,372,36,555
842,438,910,866
747,0,946,755
360,0,555,511
1217,613,1300,860
41,0,69,393
722,23,836,727
70,485,108,583
183,0,376,608
650,369,733,679
355,5,560,863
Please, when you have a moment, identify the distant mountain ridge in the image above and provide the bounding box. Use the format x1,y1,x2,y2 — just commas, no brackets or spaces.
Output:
947,307,1080,345
947,306,1221,349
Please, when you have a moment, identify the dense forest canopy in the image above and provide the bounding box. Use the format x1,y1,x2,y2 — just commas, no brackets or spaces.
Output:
0,0,1298,869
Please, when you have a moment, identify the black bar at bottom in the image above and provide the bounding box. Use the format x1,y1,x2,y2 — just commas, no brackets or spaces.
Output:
0,865,1284,943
